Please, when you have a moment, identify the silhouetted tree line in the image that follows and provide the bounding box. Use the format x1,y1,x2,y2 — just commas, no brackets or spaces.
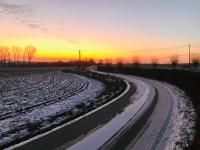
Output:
0,45,97,68
98,54,200,71
0,45,37,67
2,60,96,68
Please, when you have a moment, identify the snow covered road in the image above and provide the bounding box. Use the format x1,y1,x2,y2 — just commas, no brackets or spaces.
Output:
124,76,174,150
124,75,195,150
68,74,157,150
68,73,195,150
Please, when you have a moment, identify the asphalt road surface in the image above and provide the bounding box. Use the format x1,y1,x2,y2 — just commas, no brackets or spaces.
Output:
119,75,175,150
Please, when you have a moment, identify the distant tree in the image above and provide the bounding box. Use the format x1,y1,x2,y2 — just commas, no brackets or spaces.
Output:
132,56,140,68
151,57,159,69
24,45,37,63
105,58,112,67
170,55,179,70
98,59,103,65
0,46,10,63
83,57,88,62
116,57,124,68
0,46,4,62
11,46,22,63
191,53,200,70
88,58,96,65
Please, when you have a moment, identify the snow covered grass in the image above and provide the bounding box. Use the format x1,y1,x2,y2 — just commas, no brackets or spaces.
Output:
0,70,104,148
159,82,196,150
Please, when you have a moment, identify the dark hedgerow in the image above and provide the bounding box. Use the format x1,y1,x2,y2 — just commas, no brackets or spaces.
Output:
26,120,42,132
63,70,128,120
64,70,126,99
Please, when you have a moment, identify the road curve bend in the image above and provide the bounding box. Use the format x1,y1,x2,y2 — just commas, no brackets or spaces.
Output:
6,73,177,150
6,74,134,150
68,73,176,150
68,74,157,150
121,75,176,150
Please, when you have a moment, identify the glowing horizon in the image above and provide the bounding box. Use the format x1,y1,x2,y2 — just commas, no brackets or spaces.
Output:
0,0,199,63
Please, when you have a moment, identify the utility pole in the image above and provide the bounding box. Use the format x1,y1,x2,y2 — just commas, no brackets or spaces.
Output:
79,50,81,62
78,50,81,69
189,44,191,67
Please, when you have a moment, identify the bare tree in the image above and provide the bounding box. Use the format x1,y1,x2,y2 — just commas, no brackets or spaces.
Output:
0,46,10,63
116,57,124,68
191,53,200,70
132,56,140,68
98,59,103,65
24,46,37,63
170,55,179,70
0,46,3,62
151,57,159,69
105,58,112,67
88,58,95,65
11,46,22,63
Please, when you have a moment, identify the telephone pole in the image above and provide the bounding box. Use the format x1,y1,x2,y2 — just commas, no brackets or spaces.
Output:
79,50,81,62
189,44,191,67
78,50,81,69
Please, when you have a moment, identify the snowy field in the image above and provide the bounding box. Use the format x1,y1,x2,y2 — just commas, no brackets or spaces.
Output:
0,70,104,147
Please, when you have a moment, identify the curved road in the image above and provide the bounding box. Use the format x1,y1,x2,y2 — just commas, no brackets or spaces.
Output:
120,75,175,150
6,73,177,150
68,73,176,150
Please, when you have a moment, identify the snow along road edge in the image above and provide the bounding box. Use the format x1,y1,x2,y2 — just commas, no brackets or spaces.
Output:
68,74,156,150
6,75,131,150
123,75,195,150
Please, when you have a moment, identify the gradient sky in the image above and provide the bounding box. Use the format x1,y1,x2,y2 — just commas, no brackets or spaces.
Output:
0,0,200,62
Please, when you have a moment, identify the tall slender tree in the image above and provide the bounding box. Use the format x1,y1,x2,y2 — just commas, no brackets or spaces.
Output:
116,57,124,68
170,55,179,70
132,56,140,68
11,46,22,63
0,46,10,63
24,45,37,63
191,53,200,70
151,57,159,69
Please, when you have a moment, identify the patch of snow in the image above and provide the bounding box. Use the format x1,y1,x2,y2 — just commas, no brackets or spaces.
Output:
160,82,195,150
0,71,104,146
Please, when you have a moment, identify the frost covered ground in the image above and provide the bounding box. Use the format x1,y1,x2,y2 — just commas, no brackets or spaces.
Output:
160,82,195,150
0,70,104,147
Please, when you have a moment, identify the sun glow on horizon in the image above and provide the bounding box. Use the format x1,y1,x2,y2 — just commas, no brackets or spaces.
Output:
0,0,199,63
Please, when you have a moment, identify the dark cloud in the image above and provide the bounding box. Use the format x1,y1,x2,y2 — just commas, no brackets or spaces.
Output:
0,0,80,45
28,23,40,29
25,22,41,29
0,1,50,33
60,34,80,45
0,0,32,17
0,1,46,30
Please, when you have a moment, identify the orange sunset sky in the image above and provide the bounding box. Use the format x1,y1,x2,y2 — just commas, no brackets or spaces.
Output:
0,0,200,63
